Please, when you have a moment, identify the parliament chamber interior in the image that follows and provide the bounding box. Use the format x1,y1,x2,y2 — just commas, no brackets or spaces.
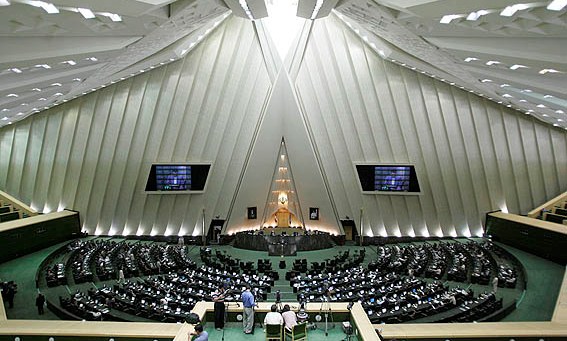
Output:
0,0,566,340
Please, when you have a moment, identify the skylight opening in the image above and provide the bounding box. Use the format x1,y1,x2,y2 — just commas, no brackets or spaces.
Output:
264,0,304,60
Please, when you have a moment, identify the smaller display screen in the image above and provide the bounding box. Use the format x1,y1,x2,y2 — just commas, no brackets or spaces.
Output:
356,165,420,193
145,164,210,192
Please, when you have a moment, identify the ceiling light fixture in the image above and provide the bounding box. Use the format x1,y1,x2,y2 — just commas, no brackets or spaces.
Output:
500,84,510,87
500,4,530,17
486,60,500,66
35,64,51,69
6,93,18,97
10,68,22,73
440,14,462,24
238,0,253,20
510,64,528,70
547,0,567,11
62,60,76,66
50,82,62,86
99,12,122,22
539,68,561,74
77,7,95,19
464,57,478,62
480,79,492,82
311,0,324,19
466,9,490,21
28,1,59,14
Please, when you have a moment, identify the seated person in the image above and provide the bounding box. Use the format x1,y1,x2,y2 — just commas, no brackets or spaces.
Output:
281,304,298,332
264,304,283,327
190,324,208,341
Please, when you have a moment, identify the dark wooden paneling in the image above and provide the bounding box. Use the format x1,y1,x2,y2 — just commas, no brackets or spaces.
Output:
0,211,81,263
486,213,567,264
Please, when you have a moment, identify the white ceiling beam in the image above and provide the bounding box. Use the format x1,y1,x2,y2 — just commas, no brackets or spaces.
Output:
47,0,175,17
0,36,141,64
297,0,340,19
425,37,567,65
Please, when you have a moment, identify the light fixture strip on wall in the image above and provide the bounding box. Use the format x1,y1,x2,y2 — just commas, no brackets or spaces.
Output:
238,0,254,20
310,0,325,19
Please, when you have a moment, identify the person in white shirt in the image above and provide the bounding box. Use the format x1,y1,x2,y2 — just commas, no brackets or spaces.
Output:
264,304,283,327
281,304,298,332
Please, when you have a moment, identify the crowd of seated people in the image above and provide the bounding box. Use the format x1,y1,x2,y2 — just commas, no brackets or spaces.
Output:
436,292,502,323
68,240,96,283
368,241,500,286
480,242,520,288
286,249,365,279
46,263,66,287
235,229,330,236
59,291,111,321
291,266,486,323
201,247,278,279
48,239,197,287
85,264,275,322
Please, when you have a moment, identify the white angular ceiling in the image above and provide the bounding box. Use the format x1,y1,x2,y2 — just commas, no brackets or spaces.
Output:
1,0,566,130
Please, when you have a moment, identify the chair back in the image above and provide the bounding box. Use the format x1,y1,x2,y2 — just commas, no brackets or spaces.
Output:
266,323,282,339
291,322,307,340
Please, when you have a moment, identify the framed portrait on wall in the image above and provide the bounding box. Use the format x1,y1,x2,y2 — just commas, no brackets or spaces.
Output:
247,207,257,219
309,207,319,220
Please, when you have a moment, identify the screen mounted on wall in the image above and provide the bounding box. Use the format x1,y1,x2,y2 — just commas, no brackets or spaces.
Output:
145,164,211,193
356,164,420,194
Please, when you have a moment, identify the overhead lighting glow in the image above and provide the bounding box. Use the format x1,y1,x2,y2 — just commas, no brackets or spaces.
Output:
510,64,528,70
500,84,510,87
466,9,490,21
440,14,462,24
481,79,492,82
6,93,18,97
35,64,51,69
502,93,513,98
547,0,567,11
62,60,76,65
0,0,10,6
50,82,62,86
486,60,500,66
86,57,98,62
311,0,324,19
464,57,478,62
100,12,122,22
77,7,95,19
10,68,22,73
238,0,253,20
539,68,561,74
537,104,547,108
29,1,59,14
500,4,530,17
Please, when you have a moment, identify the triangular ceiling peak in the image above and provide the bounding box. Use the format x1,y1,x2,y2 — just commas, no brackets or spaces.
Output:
261,138,304,228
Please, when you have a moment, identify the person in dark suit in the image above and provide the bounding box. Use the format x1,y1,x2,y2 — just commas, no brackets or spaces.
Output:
36,293,46,314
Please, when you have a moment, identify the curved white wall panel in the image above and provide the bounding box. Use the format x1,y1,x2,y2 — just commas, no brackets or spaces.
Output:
293,14,567,237
0,16,273,236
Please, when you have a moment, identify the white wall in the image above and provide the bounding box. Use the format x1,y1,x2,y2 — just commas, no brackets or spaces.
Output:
0,16,273,236
292,14,567,237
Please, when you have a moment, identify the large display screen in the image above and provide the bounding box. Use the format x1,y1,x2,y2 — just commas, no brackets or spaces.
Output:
356,165,420,193
145,164,210,192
